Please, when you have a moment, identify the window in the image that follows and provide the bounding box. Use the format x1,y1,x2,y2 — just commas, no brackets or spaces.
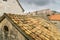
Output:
3,0,7,1
4,26,9,31
47,14,50,16
4,26,9,39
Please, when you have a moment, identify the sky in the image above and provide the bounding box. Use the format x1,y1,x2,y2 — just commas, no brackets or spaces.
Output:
19,0,60,12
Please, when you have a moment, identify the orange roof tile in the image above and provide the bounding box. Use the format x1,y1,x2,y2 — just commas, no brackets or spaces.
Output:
49,14,60,21
2,13,60,40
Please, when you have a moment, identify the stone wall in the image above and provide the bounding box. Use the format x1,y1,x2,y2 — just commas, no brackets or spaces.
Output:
50,21,60,31
0,0,24,16
0,18,26,40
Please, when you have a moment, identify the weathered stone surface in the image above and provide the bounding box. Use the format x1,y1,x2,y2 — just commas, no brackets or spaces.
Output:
0,0,24,16
0,18,26,40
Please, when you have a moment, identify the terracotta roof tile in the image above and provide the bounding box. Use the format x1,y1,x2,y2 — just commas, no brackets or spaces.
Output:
49,14,60,21
6,13,60,40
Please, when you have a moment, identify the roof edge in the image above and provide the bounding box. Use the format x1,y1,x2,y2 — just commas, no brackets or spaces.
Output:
0,13,6,22
16,0,25,12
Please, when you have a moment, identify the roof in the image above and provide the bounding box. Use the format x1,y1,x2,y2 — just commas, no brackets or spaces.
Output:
16,0,24,12
49,14,60,21
0,13,60,40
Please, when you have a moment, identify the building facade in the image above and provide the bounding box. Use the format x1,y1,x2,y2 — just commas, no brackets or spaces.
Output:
0,0,24,16
49,14,60,31
0,18,26,40
27,9,60,20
